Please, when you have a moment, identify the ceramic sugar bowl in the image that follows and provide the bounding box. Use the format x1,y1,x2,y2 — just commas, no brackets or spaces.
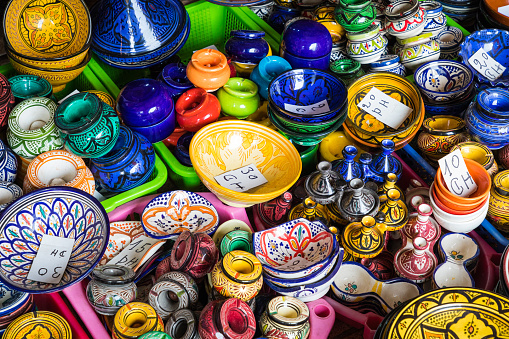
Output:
55,92,120,158
186,49,231,92
260,296,311,339
86,265,137,316
346,23,388,64
7,97,63,159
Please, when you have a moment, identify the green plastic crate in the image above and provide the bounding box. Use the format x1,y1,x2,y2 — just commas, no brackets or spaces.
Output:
90,0,281,97
0,59,167,213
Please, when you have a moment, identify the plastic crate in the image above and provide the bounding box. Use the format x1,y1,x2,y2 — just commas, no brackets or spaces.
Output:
89,0,282,95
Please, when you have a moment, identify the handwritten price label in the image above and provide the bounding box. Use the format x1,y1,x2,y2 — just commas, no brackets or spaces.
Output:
468,48,506,81
27,235,75,284
108,235,164,271
438,149,478,198
214,164,268,193
284,99,331,115
357,87,413,129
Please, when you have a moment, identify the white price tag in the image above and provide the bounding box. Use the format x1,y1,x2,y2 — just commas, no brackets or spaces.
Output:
27,235,75,284
438,149,478,198
284,99,330,115
58,89,80,104
193,45,219,53
108,235,162,271
214,164,268,193
498,5,509,17
468,48,506,81
357,87,413,129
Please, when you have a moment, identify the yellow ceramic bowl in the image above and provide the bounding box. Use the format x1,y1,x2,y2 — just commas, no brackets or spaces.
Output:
189,120,302,207
8,51,91,92
344,72,424,146
450,141,498,177
7,46,90,70
3,0,91,61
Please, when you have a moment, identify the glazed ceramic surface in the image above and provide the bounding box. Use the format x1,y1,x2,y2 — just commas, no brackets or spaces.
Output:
282,19,332,59
384,0,426,39
156,271,199,307
399,33,440,70
346,24,388,64
260,296,310,339
0,181,22,212
250,56,292,100
342,215,387,258
487,170,509,232
113,302,164,339
330,58,366,86
334,0,376,32
225,30,269,64
305,161,342,204
314,6,345,43
100,221,144,265
368,54,406,76
288,197,330,226
148,280,189,320
3,311,72,339
437,26,463,59
254,192,292,229
0,187,109,293
175,88,220,132
337,178,380,222
186,49,230,92
451,141,497,177
8,75,52,101
164,309,199,339
158,63,193,99
268,5,300,34
0,141,17,183
465,96,509,150
217,78,260,119
170,231,219,279
142,190,219,239
394,236,437,283
199,298,256,339
421,0,446,36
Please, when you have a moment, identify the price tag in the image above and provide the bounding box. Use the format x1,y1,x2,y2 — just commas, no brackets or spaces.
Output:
58,89,80,104
108,235,163,271
193,45,219,53
214,164,268,193
468,48,506,81
498,5,509,17
27,235,75,284
438,149,478,198
284,99,330,115
357,87,413,129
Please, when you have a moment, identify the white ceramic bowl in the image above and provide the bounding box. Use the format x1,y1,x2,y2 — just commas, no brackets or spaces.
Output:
429,184,490,223
431,194,489,233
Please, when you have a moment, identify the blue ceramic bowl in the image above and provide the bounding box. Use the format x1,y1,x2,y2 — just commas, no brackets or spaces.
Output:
250,56,292,100
476,88,509,119
268,68,348,122
280,46,331,70
0,282,30,316
117,78,174,127
129,109,176,143
465,102,509,149
414,60,474,102
225,30,269,64
281,19,333,59
460,29,509,86
423,87,475,116
0,187,109,293
157,63,194,99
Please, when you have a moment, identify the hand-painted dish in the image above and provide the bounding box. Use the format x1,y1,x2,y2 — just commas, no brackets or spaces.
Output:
0,187,109,293
3,311,72,339
100,221,145,265
142,190,219,239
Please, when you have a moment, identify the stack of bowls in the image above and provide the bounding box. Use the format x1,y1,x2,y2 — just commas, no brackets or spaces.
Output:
0,74,15,128
267,68,348,146
439,0,479,29
3,0,92,92
90,0,190,69
429,158,491,233
253,218,344,302
0,282,33,335
343,73,424,150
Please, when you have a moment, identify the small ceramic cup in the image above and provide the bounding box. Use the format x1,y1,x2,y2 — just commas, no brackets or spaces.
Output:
329,58,365,86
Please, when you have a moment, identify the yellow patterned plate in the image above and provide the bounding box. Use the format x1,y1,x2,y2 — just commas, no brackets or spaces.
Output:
382,287,509,339
4,311,72,339
3,0,91,60
344,72,423,146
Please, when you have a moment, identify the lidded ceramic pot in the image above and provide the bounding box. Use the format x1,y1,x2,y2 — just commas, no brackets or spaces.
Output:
4,311,72,339
342,215,388,258
225,30,270,64
217,77,260,119
379,188,409,231
288,197,331,226
305,161,343,204
7,97,63,159
337,178,380,222
186,49,231,92
175,88,220,132
157,63,194,99
378,172,404,203
268,5,300,34
199,298,256,339
24,150,95,195
55,92,120,158
488,170,509,234
113,302,164,339
90,126,155,193
331,145,362,182
0,140,17,183
260,296,311,339
394,236,437,283
86,265,137,316
369,139,403,181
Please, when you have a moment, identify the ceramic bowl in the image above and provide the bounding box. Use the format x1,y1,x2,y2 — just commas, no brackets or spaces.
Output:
4,311,72,339
189,120,302,207
267,68,348,123
483,0,509,27
0,281,31,317
432,258,474,288
100,221,145,265
477,88,509,119
430,184,490,221
0,187,109,293
459,29,509,86
344,72,424,147
3,0,91,62
0,181,22,212
368,54,406,76
8,75,52,102
423,86,475,116
142,190,219,239
7,46,89,71
253,218,337,279
414,60,474,102
432,182,489,212
450,142,497,177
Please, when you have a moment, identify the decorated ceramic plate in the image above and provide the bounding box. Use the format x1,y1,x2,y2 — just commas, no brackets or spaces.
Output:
0,282,30,316
142,190,220,239
382,287,509,338
4,311,72,339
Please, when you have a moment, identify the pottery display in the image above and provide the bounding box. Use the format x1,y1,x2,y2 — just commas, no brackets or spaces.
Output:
175,88,220,132
368,54,406,76
400,203,440,248
384,0,427,39
259,296,310,339
187,49,231,92
451,142,498,178
0,74,15,128
399,33,440,70
0,140,18,184
378,173,404,203
0,181,22,213
113,302,164,339
347,24,388,65
331,145,362,182
379,189,409,231
369,139,403,181
158,63,194,100
212,219,252,248
174,132,194,167
337,178,380,223
217,78,260,119
361,250,396,280
334,0,376,32
148,280,190,320
86,265,137,315
199,298,256,339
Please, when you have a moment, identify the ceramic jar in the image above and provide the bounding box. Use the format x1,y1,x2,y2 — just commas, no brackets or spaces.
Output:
211,250,263,301
0,181,22,212
250,56,292,100
379,188,409,231
342,215,388,258
384,0,427,39
361,250,396,280
217,78,260,119
175,88,220,132
305,161,343,204
157,63,194,100
89,126,155,193
186,49,231,92
113,302,164,339
86,265,137,316
268,5,300,34
337,178,380,222
254,191,293,229
488,170,509,234
260,296,311,339
399,32,440,70
170,230,219,279
368,54,406,76
288,197,331,225
401,203,440,249
421,1,446,37
55,92,120,158
7,97,63,159
0,140,17,183
394,237,437,283
313,6,345,43
346,23,388,64
249,0,274,22
165,309,200,339
334,0,376,32
329,58,365,87
0,73,15,128
199,298,256,339
24,150,95,195
225,30,270,65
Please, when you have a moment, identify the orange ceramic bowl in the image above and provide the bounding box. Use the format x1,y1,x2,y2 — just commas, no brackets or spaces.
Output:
431,183,488,215
435,158,491,204
432,182,487,212
483,0,509,28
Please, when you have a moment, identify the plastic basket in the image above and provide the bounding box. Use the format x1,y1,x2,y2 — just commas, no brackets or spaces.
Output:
89,0,282,96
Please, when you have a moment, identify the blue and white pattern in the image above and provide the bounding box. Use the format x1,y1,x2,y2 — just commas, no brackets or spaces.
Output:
0,282,30,316
0,141,17,183
0,181,22,212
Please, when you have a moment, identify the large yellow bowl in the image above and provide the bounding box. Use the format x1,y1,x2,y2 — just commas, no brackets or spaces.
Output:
3,0,91,60
7,46,90,70
189,120,302,207
8,50,91,92
344,72,423,146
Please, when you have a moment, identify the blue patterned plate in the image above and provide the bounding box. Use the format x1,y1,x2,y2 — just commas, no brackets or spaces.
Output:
0,281,30,316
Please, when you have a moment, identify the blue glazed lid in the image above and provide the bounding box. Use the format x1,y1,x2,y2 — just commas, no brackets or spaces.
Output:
477,88,509,119
371,54,400,68
282,19,333,58
230,30,266,39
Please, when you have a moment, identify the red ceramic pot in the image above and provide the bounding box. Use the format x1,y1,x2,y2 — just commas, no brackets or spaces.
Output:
0,93,15,128
199,298,256,339
170,230,219,279
175,88,221,132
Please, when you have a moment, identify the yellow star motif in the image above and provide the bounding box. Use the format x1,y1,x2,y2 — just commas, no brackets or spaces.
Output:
22,3,72,50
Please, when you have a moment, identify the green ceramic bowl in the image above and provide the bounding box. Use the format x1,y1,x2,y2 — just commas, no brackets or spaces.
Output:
8,75,53,101
268,102,347,133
